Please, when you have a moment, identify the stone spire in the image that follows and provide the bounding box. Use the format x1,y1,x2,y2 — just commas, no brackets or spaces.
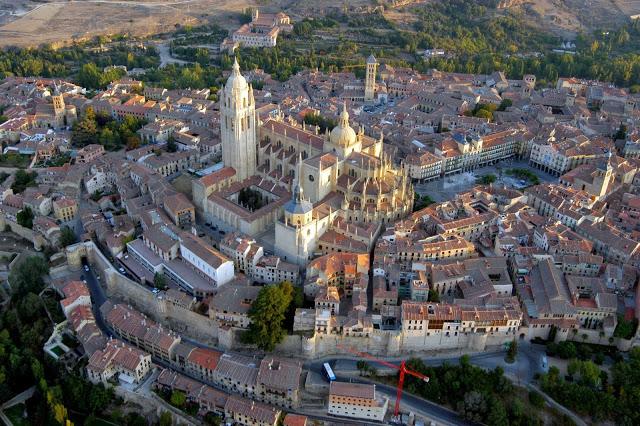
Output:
339,101,350,128
293,152,304,203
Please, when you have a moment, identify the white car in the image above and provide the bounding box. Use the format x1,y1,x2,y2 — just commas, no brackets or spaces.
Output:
83,265,89,272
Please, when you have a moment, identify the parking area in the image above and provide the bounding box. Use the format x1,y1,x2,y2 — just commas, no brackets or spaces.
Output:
414,158,557,202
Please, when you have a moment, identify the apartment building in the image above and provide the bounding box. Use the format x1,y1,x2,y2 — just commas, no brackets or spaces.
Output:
220,232,300,284
163,192,196,228
155,369,228,417
328,382,388,422
102,302,181,362
528,133,609,176
401,300,522,350
256,357,302,408
575,219,640,265
224,396,281,426
52,197,78,222
86,339,152,385
208,285,260,329
76,143,105,163
516,258,579,340
405,150,443,181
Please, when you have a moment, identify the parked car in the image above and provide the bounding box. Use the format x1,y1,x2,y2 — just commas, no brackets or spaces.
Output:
83,265,89,272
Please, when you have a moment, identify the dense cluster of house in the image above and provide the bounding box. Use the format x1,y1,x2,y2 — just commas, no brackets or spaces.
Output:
57,279,307,425
2,43,640,424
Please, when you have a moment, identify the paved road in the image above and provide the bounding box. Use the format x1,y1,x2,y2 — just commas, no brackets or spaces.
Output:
306,341,546,383
0,386,35,409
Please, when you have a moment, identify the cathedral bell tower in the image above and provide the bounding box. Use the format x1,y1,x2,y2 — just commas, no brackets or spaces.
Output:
220,58,257,181
364,54,378,102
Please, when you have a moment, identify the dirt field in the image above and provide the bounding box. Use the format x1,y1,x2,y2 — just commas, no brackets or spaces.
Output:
0,0,255,48
512,0,640,38
0,0,638,48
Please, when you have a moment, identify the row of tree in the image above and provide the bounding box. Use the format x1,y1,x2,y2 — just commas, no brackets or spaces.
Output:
401,356,556,425
0,42,158,81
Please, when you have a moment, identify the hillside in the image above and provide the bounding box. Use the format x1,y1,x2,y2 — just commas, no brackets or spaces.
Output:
0,0,638,48
509,0,637,38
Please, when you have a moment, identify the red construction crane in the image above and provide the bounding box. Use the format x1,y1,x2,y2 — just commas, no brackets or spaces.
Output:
337,345,429,417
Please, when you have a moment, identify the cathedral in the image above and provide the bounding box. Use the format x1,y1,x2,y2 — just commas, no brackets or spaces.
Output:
212,58,414,266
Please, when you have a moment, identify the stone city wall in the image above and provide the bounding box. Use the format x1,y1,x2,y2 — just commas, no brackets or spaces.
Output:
66,241,219,345
0,213,45,250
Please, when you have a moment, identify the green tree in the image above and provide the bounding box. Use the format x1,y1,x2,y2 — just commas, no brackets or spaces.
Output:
11,169,37,193
8,255,49,297
16,207,34,229
170,390,186,408
203,412,221,426
59,226,76,247
457,391,487,422
78,63,103,90
476,174,497,184
125,412,147,426
428,289,440,302
498,98,513,111
72,114,98,147
486,397,508,426
505,339,518,363
528,390,545,408
159,411,173,426
167,137,178,153
567,359,580,378
154,273,167,290
474,108,493,120
356,360,370,376
242,281,294,351
579,360,601,387
556,341,577,359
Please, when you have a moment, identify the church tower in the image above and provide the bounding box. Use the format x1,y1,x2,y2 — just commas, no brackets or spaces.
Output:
52,93,65,112
220,58,257,181
275,154,316,266
364,54,378,102
592,150,614,199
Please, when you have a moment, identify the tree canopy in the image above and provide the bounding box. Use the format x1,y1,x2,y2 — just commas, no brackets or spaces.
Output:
59,226,77,248
11,169,38,194
16,207,34,229
402,356,550,424
242,281,294,351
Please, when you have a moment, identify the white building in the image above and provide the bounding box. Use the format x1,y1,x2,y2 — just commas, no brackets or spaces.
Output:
179,232,235,287
328,381,388,422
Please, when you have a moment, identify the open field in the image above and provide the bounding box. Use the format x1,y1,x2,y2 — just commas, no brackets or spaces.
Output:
0,0,254,47
508,0,640,38
0,0,379,48
0,0,639,48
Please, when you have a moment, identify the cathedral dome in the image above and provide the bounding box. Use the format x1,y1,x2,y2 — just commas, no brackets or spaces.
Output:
225,58,248,93
330,104,357,147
